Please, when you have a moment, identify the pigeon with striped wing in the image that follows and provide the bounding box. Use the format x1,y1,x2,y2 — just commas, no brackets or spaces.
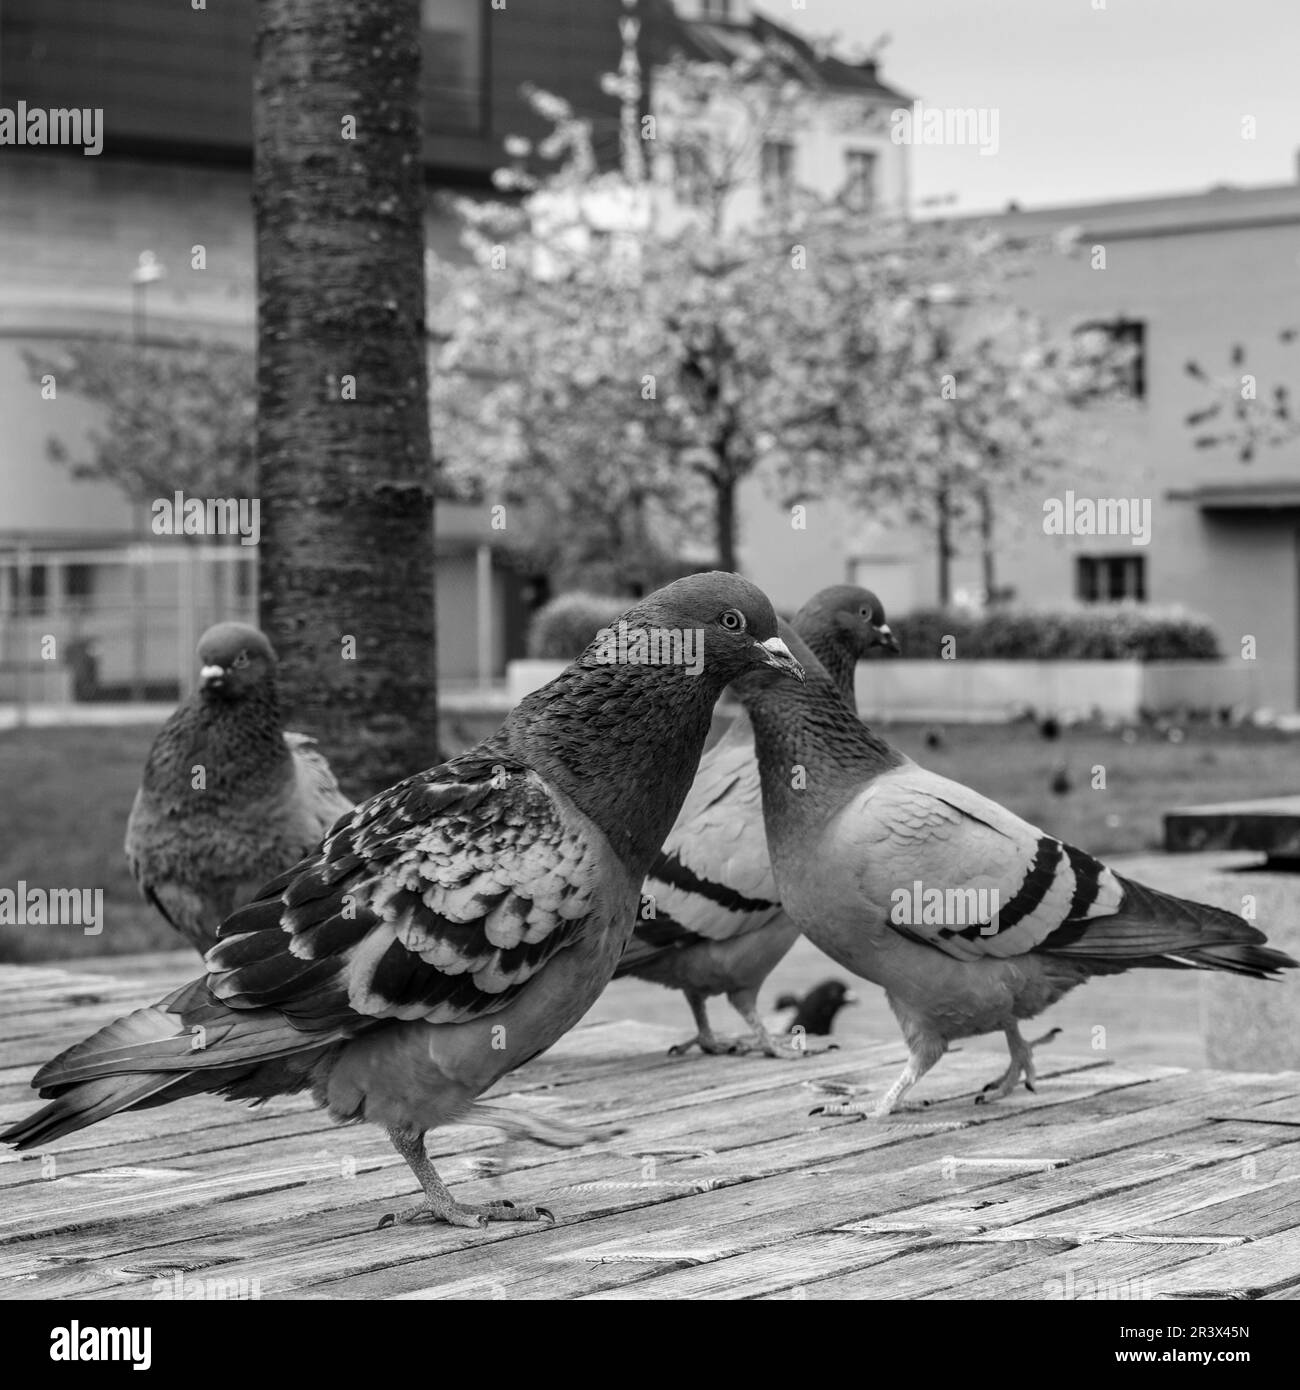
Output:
125,623,355,955
738,627,1297,1116
615,586,898,1058
5,574,803,1228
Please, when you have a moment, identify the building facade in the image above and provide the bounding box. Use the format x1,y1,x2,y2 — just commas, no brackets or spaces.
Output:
0,0,678,695
735,181,1300,712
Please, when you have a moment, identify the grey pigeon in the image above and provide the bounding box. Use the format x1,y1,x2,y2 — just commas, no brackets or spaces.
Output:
615,586,898,1057
5,574,803,1229
124,623,354,955
737,626,1297,1117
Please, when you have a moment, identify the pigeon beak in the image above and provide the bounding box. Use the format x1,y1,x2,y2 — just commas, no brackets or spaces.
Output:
756,636,804,681
842,990,859,1006
199,663,226,689
874,625,901,655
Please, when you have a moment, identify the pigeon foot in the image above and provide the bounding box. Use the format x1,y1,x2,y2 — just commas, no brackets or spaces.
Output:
378,1197,555,1231
975,1024,1062,1105
668,1032,745,1056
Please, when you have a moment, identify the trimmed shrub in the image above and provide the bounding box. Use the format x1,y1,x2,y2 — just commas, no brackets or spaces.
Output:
526,592,633,659
892,606,1220,662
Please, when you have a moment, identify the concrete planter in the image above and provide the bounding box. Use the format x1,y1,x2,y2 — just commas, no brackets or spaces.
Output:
509,657,1258,722
854,659,1259,723
506,659,569,704
0,664,74,703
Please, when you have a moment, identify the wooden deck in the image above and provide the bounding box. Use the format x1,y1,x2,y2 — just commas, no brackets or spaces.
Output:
3,953,1300,1301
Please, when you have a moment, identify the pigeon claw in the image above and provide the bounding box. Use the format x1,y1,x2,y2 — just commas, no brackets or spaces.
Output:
377,1197,553,1230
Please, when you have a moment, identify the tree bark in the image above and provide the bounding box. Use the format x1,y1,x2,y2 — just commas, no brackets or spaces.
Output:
979,481,996,604
936,483,953,607
255,0,437,799
714,464,737,574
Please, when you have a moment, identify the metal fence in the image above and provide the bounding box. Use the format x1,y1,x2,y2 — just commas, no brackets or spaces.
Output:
0,544,255,710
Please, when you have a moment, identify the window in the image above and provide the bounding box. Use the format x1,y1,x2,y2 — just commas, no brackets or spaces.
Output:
421,0,484,135
12,564,47,616
66,563,94,612
760,139,795,211
1077,555,1146,603
843,149,878,212
1075,317,1146,400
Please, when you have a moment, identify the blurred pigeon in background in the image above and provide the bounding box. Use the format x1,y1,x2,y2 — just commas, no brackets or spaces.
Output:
773,979,858,1038
125,623,354,955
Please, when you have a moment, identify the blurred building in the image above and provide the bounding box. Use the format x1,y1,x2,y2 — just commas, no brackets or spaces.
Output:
0,0,690,698
734,179,1300,712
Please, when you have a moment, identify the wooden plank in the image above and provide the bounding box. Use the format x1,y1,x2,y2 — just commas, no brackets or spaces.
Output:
79,1080,1268,1301
1146,1227,1300,1299
2,949,1298,1300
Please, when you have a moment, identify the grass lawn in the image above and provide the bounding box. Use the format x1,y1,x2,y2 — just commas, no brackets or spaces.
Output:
1,716,1298,963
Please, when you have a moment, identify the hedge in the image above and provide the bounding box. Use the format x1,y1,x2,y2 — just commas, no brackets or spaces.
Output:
526,592,634,659
891,606,1220,661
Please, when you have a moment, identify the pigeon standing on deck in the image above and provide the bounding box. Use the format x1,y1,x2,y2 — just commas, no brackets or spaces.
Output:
736,627,1297,1117
124,623,354,956
6,574,803,1229
614,586,898,1058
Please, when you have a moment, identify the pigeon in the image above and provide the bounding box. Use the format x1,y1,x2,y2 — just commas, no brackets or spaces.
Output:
5,573,803,1229
1048,761,1072,796
773,979,858,1037
614,586,897,1058
736,625,1298,1117
124,623,355,956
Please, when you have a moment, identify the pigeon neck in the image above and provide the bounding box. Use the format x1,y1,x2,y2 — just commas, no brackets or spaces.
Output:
743,668,903,837
802,623,858,708
500,660,726,878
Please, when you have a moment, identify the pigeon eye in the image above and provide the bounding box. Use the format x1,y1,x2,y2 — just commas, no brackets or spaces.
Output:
860,607,873,619
233,651,250,670
719,609,746,632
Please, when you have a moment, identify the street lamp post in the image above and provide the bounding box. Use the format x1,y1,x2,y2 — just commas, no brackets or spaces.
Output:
130,250,166,343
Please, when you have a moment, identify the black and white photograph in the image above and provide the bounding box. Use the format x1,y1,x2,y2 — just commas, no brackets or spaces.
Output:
1,0,1299,1329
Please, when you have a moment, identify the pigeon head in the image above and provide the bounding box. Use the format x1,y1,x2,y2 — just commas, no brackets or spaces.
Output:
509,573,801,878
797,585,899,656
591,571,805,688
790,585,899,703
196,623,277,701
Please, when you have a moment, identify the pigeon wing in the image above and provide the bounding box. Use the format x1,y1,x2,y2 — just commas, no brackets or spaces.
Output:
204,749,617,1031
619,711,779,972
834,765,1122,962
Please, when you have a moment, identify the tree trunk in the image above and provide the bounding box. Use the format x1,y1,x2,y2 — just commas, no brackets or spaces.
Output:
714,465,737,573
979,482,996,604
936,484,953,607
255,0,438,799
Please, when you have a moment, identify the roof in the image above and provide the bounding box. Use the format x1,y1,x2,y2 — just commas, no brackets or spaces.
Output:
651,4,911,104
1166,479,1300,510
973,181,1300,240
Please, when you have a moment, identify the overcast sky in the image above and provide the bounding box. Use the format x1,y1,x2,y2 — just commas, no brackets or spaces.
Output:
786,0,1300,212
